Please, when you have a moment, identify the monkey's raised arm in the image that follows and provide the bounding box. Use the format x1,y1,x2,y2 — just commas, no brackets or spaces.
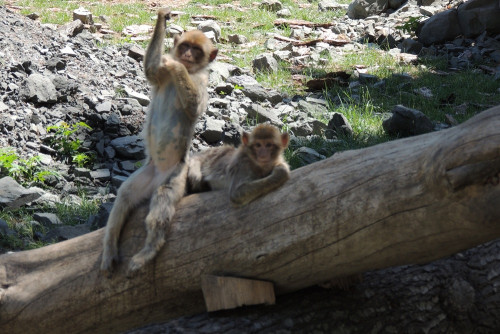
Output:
229,163,290,206
144,8,171,86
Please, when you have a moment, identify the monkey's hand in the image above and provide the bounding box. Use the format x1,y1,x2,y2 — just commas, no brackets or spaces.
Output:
161,55,182,71
158,8,172,21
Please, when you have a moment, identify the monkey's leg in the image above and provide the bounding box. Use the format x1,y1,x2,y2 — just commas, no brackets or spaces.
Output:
101,163,157,276
128,163,188,274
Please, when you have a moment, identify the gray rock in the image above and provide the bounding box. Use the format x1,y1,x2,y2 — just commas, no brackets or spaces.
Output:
112,174,128,188
401,38,423,54
252,53,279,73
33,212,63,226
297,100,328,118
244,103,283,127
227,75,260,88
277,8,292,17
43,224,91,242
310,120,328,136
110,135,146,159
420,5,441,16
292,147,326,165
89,202,114,229
0,219,15,236
0,177,42,209
73,7,93,24
95,101,113,113
215,83,234,95
21,73,58,103
241,84,282,105
197,21,221,42
382,105,434,137
57,19,84,37
288,122,313,137
209,61,239,85
60,45,77,57
128,45,145,61
418,9,461,45
388,0,406,9
228,34,248,44
201,118,225,143
327,112,353,138
358,73,380,85
264,38,291,51
273,50,292,61
0,101,8,112
74,167,92,178
319,1,348,11
347,0,388,19
124,86,150,106
90,169,111,182
457,0,500,38
259,0,283,12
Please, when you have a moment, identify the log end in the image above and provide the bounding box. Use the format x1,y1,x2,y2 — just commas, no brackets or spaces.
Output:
201,275,275,312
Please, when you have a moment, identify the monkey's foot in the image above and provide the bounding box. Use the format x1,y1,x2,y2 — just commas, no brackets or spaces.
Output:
100,257,116,278
127,253,148,276
100,247,119,278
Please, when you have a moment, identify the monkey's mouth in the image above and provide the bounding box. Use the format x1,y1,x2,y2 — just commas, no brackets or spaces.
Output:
257,157,271,164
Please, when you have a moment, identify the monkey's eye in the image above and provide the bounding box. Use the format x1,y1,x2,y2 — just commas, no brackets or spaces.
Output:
254,143,262,148
265,143,273,148
178,43,190,53
191,47,203,58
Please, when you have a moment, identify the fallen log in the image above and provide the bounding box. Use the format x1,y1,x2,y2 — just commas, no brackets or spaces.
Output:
1,105,499,334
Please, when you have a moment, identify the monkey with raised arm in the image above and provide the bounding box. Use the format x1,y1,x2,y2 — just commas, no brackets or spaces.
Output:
188,124,290,205
101,8,218,276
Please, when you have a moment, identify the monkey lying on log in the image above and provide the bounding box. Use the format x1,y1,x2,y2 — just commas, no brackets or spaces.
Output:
188,124,290,205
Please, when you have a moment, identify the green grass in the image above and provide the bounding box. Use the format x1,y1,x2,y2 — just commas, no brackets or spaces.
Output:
0,209,48,252
54,192,101,226
0,192,100,253
16,0,151,32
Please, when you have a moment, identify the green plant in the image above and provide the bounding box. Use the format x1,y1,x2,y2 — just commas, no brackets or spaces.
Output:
0,147,18,176
46,121,92,164
72,153,92,168
0,148,57,185
396,16,422,36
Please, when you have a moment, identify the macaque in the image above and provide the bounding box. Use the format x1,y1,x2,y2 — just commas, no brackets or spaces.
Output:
101,8,217,276
188,124,290,205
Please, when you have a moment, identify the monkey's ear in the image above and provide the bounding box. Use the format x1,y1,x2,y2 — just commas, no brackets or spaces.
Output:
241,132,250,146
281,133,289,148
209,48,218,62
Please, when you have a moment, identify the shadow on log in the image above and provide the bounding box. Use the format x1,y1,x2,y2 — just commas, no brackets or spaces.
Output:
1,106,499,334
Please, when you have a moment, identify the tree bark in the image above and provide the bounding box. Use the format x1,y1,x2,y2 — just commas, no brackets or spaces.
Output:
1,105,499,334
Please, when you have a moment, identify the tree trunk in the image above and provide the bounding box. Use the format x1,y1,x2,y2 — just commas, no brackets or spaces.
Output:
1,106,499,334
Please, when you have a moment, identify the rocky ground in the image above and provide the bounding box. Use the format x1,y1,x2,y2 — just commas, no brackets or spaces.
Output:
0,0,499,331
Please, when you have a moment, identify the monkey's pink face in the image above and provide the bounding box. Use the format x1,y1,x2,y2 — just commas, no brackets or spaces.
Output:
177,42,204,70
252,139,278,164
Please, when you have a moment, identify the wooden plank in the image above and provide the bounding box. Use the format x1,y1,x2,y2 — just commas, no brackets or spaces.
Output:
201,275,275,312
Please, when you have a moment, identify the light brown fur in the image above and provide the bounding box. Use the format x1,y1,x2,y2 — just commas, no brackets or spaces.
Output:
101,8,217,276
188,124,290,205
